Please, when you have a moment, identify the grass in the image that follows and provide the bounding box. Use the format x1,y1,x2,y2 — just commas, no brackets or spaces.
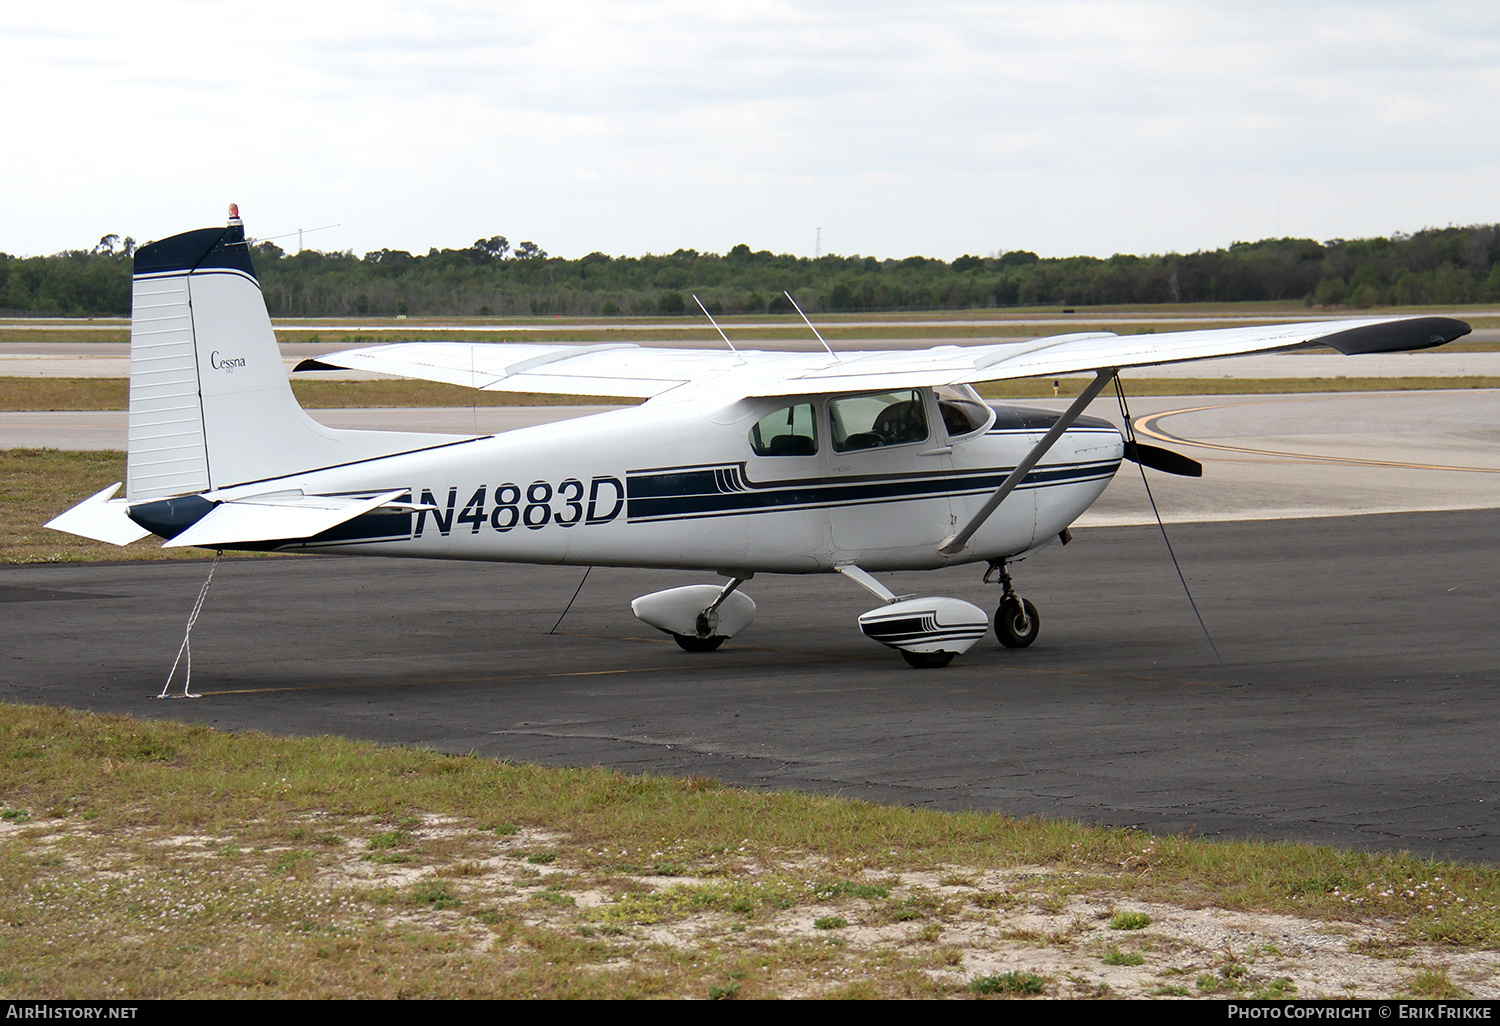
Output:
0,377,627,412
0,449,219,564
969,971,1046,996
1402,966,1469,999
0,701,1497,998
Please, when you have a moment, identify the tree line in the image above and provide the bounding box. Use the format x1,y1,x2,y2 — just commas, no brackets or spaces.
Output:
4,225,1499,318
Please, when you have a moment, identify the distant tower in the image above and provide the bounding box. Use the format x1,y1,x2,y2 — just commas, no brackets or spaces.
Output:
815,228,822,258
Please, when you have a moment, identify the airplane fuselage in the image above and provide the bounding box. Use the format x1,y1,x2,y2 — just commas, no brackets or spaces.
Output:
139,390,1124,575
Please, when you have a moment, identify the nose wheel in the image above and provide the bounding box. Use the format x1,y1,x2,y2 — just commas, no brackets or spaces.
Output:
995,597,1039,648
987,560,1040,648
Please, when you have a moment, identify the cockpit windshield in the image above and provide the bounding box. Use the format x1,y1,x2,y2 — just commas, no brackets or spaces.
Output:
935,384,993,437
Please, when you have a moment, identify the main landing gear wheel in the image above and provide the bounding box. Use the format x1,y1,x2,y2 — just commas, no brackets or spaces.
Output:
901,650,955,669
995,598,1040,649
672,633,726,653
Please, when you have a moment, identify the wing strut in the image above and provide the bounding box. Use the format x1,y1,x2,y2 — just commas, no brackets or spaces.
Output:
938,368,1118,557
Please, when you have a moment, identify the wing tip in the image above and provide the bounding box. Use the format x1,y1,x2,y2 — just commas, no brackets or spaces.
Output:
1321,316,1471,356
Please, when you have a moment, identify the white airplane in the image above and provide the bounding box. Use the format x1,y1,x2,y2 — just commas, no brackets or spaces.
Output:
48,210,1471,667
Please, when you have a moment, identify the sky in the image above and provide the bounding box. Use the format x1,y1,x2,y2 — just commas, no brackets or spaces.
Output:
3,1,1498,261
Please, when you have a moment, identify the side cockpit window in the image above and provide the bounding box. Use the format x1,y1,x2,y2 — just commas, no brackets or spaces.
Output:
749,403,818,456
830,390,929,452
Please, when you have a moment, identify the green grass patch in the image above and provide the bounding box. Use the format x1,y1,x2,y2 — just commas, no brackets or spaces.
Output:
2,701,1500,998
0,449,223,564
969,971,1045,995
1109,910,1151,930
1401,966,1469,999
816,881,890,900
408,883,461,909
1254,977,1299,999
0,376,630,412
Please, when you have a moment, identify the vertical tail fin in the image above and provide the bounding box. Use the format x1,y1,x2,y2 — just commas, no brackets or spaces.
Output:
125,208,467,501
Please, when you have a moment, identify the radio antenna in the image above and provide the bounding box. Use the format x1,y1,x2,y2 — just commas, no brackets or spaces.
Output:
250,223,341,252
783,290,839,362
694,294,746,362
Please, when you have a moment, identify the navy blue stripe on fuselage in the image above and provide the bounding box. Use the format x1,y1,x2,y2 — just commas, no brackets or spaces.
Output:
625,459,1121,523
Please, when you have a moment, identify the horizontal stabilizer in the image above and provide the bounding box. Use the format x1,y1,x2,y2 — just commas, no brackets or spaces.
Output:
163,489,408,549
45,483,152,545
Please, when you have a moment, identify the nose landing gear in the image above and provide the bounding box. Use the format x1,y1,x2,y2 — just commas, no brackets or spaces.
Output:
986,560,1040,648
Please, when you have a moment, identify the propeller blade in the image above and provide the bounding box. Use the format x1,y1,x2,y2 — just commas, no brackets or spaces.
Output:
1124,441,1203,477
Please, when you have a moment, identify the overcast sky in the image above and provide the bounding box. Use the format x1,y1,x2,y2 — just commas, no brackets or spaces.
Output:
3,1,1497,261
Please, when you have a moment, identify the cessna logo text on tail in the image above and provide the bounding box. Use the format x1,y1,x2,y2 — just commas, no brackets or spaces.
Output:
47,210,1471,669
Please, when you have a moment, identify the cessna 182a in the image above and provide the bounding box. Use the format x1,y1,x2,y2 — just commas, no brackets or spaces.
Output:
48,211,1472,667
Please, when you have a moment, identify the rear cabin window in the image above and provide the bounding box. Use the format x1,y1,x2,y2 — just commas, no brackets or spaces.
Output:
829,390,929,452
749,403,818,456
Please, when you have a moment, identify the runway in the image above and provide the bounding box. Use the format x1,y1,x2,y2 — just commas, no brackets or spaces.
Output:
2,510,1496,861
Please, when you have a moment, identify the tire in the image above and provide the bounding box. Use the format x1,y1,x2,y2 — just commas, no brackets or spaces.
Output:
673,633,726,652
995,598,1039,648
901,649,955,669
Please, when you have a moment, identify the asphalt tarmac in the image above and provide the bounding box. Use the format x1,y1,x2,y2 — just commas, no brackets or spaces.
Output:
3,508,1497,861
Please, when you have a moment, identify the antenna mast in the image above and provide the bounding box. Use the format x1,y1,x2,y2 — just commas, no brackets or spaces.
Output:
783,290,839,362
693,294,744,361
250,223,342,252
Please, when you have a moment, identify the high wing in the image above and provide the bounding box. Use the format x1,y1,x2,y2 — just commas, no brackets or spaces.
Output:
297,315,1470,402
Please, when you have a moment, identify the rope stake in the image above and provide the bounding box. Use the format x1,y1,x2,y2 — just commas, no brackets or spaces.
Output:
157,550,222,699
